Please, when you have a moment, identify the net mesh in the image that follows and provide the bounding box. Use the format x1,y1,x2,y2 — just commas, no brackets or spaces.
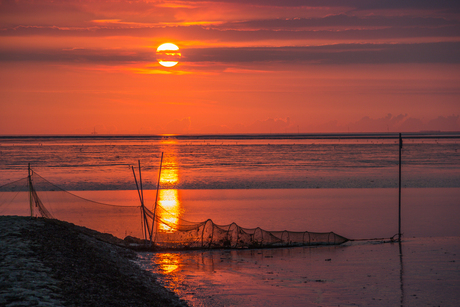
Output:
0,172,144,239
0,170,348,249
150,205,348,249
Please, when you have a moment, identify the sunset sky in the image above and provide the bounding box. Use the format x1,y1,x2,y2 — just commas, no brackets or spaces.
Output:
1,0,459,135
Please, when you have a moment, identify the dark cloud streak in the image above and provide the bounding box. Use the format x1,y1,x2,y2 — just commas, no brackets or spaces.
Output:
183,42,460,64
2,0,459,11
1,42,458,65
2,24,458,43
224,14,459,29
0,48,154,63
192,0,460,11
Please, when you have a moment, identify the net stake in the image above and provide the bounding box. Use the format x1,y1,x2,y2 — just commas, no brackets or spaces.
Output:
28,163,33,217
151,152,164,244
398,133,403,242
132,162,151,242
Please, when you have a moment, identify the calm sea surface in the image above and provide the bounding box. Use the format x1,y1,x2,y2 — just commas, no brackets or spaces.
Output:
1,134,459,190
1,135,459,306
1,134,459,237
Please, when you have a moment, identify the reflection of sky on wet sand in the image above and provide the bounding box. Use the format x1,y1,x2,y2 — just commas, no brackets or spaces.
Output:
137,237,460,307
136,186,460,306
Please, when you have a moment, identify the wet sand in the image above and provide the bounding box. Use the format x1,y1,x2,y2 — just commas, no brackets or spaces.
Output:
1,218,459,306
0,216,187,307
1,186,459,306
138,237,460,306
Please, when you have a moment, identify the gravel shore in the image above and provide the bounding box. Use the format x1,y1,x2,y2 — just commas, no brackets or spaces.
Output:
0,216,188,307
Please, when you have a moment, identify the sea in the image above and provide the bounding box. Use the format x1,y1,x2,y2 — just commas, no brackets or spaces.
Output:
1,133,459,306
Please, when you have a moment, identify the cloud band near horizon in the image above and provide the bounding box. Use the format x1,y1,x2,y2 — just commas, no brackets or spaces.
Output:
1,42,459,65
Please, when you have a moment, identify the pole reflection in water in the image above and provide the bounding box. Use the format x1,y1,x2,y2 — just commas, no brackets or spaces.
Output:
156,140,181,233
399,241,405,307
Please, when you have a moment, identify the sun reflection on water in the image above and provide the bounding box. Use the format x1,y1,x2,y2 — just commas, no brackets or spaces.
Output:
158,189,180,232
156,253,179,274
156,140,181,233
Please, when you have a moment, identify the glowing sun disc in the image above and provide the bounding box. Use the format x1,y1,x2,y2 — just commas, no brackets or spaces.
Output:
157,43,179,52
157,43,181,67
159,61,179,67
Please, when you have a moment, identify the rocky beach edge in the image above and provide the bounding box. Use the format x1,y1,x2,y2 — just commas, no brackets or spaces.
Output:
0,215,188,307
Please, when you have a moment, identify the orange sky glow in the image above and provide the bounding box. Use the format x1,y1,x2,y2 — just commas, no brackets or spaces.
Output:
1,0,459,134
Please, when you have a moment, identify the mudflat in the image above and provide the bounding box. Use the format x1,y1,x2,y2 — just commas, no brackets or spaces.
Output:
0,215,187,307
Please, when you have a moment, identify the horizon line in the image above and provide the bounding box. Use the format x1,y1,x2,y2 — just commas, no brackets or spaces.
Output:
1,131,460,140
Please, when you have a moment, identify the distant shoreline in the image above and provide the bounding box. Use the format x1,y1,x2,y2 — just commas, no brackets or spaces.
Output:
1,131,460,141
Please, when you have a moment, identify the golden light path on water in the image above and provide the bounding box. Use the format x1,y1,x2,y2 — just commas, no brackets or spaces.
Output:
156,139,181,274
157,139,181,232
158,189,180,233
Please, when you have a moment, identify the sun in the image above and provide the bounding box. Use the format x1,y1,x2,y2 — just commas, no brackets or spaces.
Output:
156,43,181,67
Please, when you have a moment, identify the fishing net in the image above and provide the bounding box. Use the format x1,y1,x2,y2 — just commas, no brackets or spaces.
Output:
0,170,348,249
0,171,144,240
150,204,348,249
0,177,31,217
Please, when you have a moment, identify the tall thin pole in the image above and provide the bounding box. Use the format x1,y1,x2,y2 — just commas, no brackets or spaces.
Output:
132,163,151,242
398,133,403,242
138,160,144,206
138,160,152,242
28,163,33,217
151,152,164,243
154,152,164,211
132,165,147,241
132,166,142,205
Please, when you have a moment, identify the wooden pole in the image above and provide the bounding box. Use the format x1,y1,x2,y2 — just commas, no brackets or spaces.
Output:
28,163,33,217
151,152,164,243
138,160,152,242
132,165,147,241
132,163,152,242
138,160,144,205
132,166,142,204
398,133,403,242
